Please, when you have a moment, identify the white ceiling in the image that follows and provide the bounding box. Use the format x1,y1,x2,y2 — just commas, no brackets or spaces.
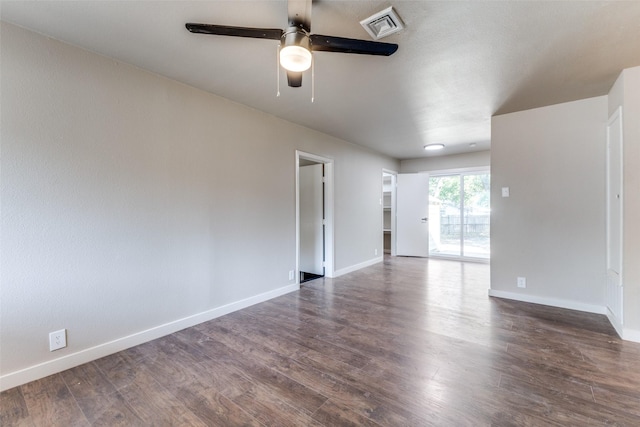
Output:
2,1,640,160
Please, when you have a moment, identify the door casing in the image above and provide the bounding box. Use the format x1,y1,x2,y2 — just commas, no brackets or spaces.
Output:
606,106,624,335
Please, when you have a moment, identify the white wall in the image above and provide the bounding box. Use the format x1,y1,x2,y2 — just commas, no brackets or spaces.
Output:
608,67,640,339
490,96,608,313
0,23,398,389
400,150,490,173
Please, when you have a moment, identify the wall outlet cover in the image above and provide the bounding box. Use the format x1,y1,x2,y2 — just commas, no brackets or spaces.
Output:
49,329,67,351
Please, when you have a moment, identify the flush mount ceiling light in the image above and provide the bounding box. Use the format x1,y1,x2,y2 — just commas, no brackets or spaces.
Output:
424,143,445,151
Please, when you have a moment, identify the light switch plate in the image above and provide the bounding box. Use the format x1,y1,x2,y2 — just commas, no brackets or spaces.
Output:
502,187,510,197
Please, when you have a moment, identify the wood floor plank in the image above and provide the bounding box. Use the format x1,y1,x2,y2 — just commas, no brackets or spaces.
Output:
499,372,640,425
171,386,262,427
0,386,34,427
311,399,386,427
20,374,89,427
111,365,207,426
60,362,140,425
202,319,436,425
232,387,326,427
92,351,149,391
3,257,640,425
173,327,330,416
591,384,640,418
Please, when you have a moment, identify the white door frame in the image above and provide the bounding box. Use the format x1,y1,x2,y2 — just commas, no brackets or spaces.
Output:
605,106,624,336
296,151,334,280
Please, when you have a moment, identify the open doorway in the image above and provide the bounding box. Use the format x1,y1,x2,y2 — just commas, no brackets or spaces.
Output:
296,151,334,283
299,160,324,282
382,170,397,256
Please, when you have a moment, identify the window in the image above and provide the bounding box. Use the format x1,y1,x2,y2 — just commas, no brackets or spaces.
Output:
428,172,490,260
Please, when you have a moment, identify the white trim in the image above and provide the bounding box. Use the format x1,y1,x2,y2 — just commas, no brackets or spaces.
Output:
296,151,334,280
0,283,299,392
487,289,606,315
623,328,640,343
426,166,490,177
605,105,624,327
332,256,383,278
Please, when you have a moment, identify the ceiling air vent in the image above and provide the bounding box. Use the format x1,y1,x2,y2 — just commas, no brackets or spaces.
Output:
360,6,404,40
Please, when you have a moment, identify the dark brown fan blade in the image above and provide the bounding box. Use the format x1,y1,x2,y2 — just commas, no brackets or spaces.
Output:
310,34,398,56
288,0,312,32
287,71,303,87
186,23,283,40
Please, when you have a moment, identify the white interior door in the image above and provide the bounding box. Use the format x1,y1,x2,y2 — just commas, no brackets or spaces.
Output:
396,173,429,257
606,107,623,332
299,163,324,275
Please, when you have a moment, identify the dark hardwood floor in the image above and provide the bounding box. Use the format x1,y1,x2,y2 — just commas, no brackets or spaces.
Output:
2,256,640,426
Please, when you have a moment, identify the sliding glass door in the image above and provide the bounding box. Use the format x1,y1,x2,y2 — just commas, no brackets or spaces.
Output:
428,171,490,260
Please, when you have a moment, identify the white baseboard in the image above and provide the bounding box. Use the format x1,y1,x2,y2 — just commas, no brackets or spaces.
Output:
0,283,299,392
487,289,607,315
623,328,640,343
487,290,640,344
330,256,383,278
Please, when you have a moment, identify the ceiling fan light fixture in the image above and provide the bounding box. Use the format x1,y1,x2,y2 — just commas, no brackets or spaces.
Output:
186,0,399,88
280,45,312,72
424,143,445,151
280,28,312,72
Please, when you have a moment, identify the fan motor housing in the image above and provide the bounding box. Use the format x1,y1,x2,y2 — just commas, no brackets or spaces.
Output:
282,27,310,51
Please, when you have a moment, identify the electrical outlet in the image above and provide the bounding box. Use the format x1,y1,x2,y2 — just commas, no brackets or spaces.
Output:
517,277,526,288
375,249,378,256
288,270,294,281
49,329,67,351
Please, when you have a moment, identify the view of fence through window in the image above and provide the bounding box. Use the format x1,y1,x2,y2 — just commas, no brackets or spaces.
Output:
428,172,490,259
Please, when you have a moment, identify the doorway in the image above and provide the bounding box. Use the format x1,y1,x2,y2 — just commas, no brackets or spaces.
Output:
296,151,334,283
382,171,397,256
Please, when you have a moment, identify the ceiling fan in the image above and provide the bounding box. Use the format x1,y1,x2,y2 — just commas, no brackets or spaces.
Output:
185,0,399,88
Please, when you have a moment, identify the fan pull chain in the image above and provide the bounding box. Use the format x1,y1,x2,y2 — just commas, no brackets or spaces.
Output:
276,45,281,97
311,56,315,103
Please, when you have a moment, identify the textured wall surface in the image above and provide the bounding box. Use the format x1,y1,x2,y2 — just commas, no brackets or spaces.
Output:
0,23,398,387
491,96,607,309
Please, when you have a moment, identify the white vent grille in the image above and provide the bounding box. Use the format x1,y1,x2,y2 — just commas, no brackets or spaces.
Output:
360,7,404,40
